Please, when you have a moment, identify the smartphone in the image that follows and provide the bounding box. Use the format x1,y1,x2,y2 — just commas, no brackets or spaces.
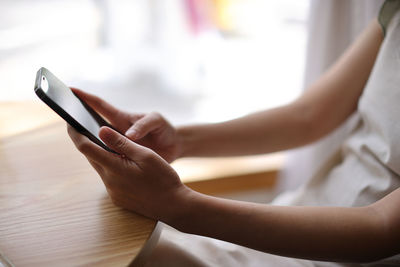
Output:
34,67,117,153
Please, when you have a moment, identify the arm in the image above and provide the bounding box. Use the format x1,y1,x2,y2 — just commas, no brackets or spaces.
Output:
71,21,383,162
68,126,400,263
177,19,383,157
168,188,400,263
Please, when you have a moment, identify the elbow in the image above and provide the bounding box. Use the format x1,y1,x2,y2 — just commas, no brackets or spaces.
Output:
292,92,357,145
374,212,400,262
354,241,400,264
354,205,400,263
291,100,325,144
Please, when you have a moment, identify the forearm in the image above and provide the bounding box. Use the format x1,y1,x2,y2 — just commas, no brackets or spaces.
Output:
177,102,317,157
176,20,383,158
167,188,395,263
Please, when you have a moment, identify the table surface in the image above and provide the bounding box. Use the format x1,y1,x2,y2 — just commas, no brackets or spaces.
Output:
0,101,283,266
0,122,157,267
0,100,283,184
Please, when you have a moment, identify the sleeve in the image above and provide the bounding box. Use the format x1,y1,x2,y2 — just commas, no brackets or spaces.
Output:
378,0,400,36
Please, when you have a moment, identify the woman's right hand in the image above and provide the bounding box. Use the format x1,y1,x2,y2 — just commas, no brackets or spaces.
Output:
71,88,183,163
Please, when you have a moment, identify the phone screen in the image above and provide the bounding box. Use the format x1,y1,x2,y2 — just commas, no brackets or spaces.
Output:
34,67,114,152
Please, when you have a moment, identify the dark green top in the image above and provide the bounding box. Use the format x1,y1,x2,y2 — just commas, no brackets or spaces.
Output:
379,0,400,36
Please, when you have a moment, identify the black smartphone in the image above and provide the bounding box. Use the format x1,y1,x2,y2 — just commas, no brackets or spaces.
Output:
34,67,117,153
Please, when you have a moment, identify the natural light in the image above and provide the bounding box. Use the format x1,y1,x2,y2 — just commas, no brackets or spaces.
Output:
0,0,309,124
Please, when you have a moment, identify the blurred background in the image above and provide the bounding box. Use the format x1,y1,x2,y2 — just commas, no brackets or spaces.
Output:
0,0,309,125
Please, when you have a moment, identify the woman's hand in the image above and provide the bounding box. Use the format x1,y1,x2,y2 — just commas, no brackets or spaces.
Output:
71,88,182,162
67,124,190,221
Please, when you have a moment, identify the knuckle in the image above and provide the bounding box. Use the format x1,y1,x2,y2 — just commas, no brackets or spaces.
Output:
150,111,163,122
141,149,156,161
67,126,78,139
77,141,91,154
150,111,160,117
114,136,128,150
134,121,144,131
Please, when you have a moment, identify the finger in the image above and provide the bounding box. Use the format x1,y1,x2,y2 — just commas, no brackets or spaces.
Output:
99,126,153,162
125,112,164,140
123,114,145,139
70,88,121,123
128,113,145,124
67,125,119,166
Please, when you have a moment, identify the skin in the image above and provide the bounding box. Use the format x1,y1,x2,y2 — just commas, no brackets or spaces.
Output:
67,19,400,262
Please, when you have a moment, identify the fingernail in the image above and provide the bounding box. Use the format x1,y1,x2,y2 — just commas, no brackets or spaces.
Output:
126,129,137,138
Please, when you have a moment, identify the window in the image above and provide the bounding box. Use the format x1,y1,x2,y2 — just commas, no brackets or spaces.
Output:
0,0,309,124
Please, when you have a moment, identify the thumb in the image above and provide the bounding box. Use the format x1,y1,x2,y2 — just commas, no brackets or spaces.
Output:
99,126,146,159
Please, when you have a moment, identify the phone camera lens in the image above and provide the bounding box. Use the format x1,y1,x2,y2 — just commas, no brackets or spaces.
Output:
41,75,49,92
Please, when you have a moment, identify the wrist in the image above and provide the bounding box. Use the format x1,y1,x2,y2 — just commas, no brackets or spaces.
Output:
162,185,202,231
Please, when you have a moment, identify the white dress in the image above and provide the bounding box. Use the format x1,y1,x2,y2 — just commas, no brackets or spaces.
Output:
143,7,400,267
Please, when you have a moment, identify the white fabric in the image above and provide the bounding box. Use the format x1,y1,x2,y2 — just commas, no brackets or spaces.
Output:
144,223,348,267
278,0,384,193
274,9,400,208
143,6,400,267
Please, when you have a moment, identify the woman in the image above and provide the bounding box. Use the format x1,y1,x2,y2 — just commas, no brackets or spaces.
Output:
68,1,400,265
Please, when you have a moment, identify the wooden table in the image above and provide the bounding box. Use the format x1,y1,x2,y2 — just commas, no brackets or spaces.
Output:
0,122,159,266
0,101,283,196
0,101,283,266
